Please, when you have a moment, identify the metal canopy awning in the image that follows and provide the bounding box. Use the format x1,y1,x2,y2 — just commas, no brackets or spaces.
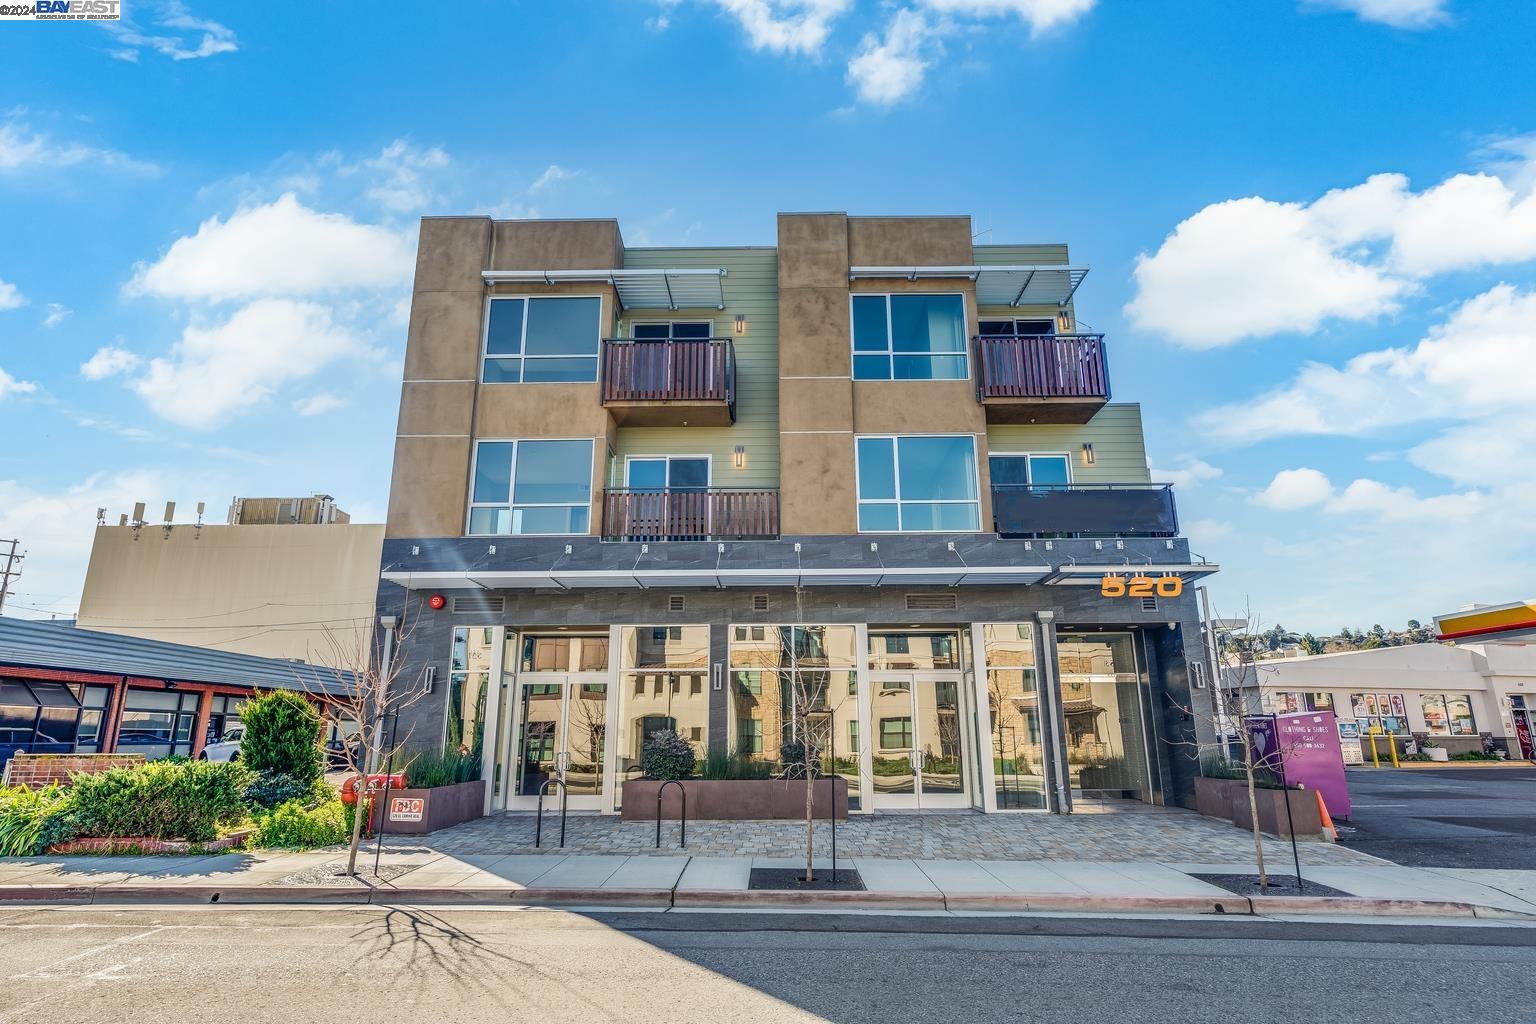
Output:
381,565,1055,591
847,265,1090,308
481,268,727,311
1041,563,1221,586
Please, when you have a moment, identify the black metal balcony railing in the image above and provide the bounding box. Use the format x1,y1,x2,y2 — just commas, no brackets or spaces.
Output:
973,334,1110,401
602,487,779,542
600,338,736,416
992,483,1177,538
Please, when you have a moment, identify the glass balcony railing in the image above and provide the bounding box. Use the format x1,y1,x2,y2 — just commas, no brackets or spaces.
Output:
992,483,1177,538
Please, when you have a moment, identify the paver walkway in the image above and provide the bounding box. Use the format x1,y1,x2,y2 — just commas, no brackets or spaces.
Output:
406,804,1377,864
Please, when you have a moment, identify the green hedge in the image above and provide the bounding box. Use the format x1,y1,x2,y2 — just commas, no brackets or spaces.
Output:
67,760,253,842
241,691,323,787
250,797,350,849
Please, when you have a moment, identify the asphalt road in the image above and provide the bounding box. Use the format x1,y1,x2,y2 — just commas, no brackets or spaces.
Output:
1339,767,1536,868
2,906,1533,1024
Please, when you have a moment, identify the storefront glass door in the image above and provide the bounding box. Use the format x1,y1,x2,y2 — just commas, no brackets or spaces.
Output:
869,671,969,809
510,675,608,810
1055,632,1154,805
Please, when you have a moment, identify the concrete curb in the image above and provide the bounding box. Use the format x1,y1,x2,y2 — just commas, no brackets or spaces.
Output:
0,882,1530,920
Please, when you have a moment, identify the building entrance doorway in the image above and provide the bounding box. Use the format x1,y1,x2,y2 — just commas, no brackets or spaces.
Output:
868,671,969,809
1055,632,1154,805
508,674,608,811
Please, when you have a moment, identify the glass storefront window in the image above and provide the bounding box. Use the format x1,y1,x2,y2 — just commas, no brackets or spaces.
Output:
869,632,959,671
118,689,198,759
728,624,859,808
1421,693,1477,736
447,627,495,760
617,627,711,806
1351,692,1410,736
1056,633,1152,804
983,624,1045,810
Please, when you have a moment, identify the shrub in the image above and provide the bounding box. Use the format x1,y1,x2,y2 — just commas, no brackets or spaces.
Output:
250,797,350,849
69,760,253,842
240,690,323,787
244,771,318,810
778,740,822,779
640,729,696,780
403,749,479,789
1450,751,1500,761
698,749,774,780
0,784,73,856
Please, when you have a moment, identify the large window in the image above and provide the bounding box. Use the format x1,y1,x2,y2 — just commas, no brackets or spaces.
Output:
483,296,602,383
1420,693,1477,736
852,293,967,380
856,435,980,532
983,624,1046,810
469,438,593,535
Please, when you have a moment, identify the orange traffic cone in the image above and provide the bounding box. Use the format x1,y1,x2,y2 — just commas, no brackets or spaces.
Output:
1314,788,1339,842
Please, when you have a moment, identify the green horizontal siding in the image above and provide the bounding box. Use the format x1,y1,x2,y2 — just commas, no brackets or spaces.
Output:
985,403,1151,484
615,248,780,488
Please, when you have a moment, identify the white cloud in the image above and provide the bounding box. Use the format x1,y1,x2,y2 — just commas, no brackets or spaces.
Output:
1325,477,1487,521
1253,468,1334,510
126,193,414,302
1127,141,1536,346
528,164,580,193
292,393,346,417
918,0,1096,34
104,1,239,61
1198,284,1536,444
712,0,852,56
846,9,933,105
80,346,142,381
0,367,37,400
1303,0,1450,29
1184,518,1235,544
42,303,70,328
0,279,25,311
1150,456,1222,490
339,139,451,214
0,117,155,175
132,299,371,429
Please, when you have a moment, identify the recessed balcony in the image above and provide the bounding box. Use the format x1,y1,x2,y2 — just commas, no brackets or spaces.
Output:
601,487,779,542
973,333,1110,424
600,338,736,427
992,483,1178,538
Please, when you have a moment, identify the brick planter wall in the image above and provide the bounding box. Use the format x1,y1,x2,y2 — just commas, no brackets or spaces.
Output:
3,753,146,789
48,829,251,855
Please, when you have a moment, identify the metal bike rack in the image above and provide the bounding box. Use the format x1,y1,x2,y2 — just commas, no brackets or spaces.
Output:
655,779,686,849
535,777,568,848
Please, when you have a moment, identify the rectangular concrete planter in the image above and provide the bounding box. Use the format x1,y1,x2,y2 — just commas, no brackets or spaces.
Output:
621,778,849,821
1194,776,1325,840
369,779,485,835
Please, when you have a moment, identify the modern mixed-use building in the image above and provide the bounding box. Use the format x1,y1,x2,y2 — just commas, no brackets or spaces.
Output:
377,212,1220,817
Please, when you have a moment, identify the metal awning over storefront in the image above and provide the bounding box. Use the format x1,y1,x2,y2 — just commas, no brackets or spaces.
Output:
381,565,1056,591
481,268,727,310
1041,563,1222,586
847,265,1090,307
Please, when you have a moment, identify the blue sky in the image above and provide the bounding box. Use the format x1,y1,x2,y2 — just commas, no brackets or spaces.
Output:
1,0,1534,632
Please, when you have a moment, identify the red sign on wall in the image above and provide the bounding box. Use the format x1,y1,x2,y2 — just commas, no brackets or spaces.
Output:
388,797,424,822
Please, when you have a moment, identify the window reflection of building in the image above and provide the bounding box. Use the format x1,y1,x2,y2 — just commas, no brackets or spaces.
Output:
983,624,1045,810
1055,633,1151,803
869,632,958,671
447,626,494,758
617,626,709,807
507,634,609,800
728,625,859,808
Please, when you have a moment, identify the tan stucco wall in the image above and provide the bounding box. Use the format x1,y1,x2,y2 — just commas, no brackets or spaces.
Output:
387,435,474,536
489,219,623,271
847,216,973,267
76,524,385,667
779,432,857,534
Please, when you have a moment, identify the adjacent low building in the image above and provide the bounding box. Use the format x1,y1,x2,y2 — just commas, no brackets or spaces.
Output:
0,616,350,766
1237,641,1536,759
374,210,1221,817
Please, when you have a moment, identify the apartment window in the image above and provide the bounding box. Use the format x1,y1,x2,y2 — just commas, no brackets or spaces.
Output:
483,296,602,383
631,321,712,340
851,293,967,380
978,318,1055,337
879,716,913,751
989,453,1071,488
468,439,593,535
737,718,764,754
847,719,860,754
856,435,981,532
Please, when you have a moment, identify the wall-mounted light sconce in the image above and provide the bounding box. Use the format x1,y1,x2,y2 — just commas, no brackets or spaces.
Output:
1082,442,1095,465
1057,309,1075,333
733,314,748,335
733,445,746,469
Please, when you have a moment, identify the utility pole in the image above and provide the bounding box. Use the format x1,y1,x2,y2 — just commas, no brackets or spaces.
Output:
0,539,22,616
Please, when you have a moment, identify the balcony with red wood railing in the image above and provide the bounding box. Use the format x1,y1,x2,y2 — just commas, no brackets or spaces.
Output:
601,487,779,542
600,338,736,427
972,333,1110,424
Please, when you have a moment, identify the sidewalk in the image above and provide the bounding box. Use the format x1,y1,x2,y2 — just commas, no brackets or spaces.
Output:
2,848,1534,920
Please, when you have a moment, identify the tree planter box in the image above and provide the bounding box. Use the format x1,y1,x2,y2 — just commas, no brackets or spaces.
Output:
1194,776,1325,840
368,780,485,835
621,778,849,821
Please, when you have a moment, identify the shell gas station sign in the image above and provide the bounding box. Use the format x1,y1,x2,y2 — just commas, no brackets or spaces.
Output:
1435,599,1536,643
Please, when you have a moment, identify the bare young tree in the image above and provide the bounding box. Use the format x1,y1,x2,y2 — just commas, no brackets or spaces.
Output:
1170,604,1303,890
306,608,433,877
